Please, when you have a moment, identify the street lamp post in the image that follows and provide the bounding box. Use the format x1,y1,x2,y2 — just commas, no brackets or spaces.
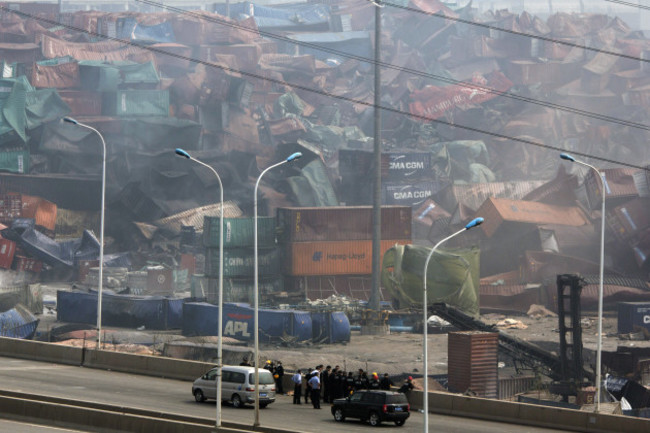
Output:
560,152,605,412
63,117,106,350
422,217,484,433
253,152,302,427
175,148,224,428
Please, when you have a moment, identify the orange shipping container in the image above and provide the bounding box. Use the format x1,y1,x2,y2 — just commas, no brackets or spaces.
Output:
283,239,411,276
476,197,590,238
21,194,57,232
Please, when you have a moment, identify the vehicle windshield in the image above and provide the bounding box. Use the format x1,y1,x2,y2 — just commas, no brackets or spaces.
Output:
250,371,275,385
386,394,409,404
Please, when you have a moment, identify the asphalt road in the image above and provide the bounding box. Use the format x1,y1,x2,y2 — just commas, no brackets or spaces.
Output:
0,356,575,433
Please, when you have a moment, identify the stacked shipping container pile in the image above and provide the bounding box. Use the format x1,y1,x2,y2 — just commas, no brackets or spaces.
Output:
202,215,282,304
277,206,412,302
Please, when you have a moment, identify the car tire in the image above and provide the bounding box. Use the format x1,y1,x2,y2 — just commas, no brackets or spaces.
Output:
231,394,242,408
394,419,405,426
194,389,205,403
333,408,345,422
260,403,268,409
369,411,381,426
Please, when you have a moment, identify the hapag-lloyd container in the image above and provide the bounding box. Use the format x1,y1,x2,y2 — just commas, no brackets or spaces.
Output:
283,239,411,276
276,206,411,243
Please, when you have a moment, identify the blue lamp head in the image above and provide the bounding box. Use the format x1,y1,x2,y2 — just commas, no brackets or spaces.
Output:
286,152,302,162
175,148,191,159
63,117,79,125
560,153,575,162
465,217,484,230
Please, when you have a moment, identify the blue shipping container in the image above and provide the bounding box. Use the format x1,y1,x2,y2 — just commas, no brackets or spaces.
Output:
182,302,312,343
311,311,351,343
618,302,650,334
57,290,184,330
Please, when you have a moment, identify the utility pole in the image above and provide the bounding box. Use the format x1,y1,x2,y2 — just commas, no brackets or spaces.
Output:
368,0,382,314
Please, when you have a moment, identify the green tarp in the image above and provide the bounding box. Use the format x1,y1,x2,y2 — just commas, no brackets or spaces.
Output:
381,244,480,317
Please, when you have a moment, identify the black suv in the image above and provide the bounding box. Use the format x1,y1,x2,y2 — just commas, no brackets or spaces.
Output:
331,390,410,426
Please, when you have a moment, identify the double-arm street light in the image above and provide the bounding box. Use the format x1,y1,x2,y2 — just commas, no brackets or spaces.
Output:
560,152,605,412
63,117,106,350
253,152,302,427
422,217,484,433
175,148,224,428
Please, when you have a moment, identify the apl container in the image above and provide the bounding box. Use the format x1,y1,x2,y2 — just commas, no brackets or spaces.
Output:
618,302,650,334
276,206,411,243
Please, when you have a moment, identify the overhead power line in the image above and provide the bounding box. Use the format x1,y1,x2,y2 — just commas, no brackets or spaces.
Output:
135,0,650,132
381,0,650,63
1,5,647,171
604,0,650,12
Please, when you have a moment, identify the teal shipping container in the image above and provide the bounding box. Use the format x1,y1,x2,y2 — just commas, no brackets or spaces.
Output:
0,148,29,173
102,89,169,117
203,216,276,248
204,247,280,278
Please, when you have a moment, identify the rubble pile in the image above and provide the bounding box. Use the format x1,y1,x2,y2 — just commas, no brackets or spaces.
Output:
0,1,642,314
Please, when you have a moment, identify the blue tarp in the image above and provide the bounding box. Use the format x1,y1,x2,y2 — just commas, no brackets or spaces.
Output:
117,18,175,44
310,311,350,343
57,290,184,330
0,304,39,339
212,2,330,29
285,31,372,63
2,222,130,269
182,302,313,343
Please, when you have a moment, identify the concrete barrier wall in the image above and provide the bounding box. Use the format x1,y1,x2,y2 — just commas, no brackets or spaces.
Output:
84,348,211,381
0,337,82,366
1,337,649,433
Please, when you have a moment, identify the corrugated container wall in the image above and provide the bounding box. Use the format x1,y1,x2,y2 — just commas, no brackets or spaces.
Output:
203,216,276,248
617,302,650,334
205,247,280,278
276,206,411,243
283,239,410,276
448,331,498,399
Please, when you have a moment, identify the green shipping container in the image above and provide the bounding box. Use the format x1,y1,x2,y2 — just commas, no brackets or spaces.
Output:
206,277,283,303
204,247,280,278
203,216,276,248
0,148,29,173
102,89,169,117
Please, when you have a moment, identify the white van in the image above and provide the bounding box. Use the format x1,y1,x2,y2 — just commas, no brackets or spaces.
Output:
192,365,276,408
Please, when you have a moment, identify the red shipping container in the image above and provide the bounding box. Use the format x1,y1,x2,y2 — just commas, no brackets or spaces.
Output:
0,192,21,223
13,255,43,273
77,259,99,283
0,237,16,269
180,253,196,275
57,90,102,116
21,194,57,232
147,267,173,294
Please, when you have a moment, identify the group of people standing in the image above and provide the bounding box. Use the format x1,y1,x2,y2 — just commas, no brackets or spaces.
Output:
291,366,412,409
240,357,285,395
